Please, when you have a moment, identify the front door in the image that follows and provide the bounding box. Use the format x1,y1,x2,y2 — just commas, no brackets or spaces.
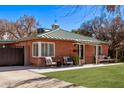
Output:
80,45,84,59
78,44,85,63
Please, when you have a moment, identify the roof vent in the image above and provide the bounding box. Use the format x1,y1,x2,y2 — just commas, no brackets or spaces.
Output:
52,24,60,30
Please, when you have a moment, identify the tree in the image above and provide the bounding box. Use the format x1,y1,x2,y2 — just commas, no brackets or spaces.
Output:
0,19,18,40
71,28,92,37
63,5,124,60
15,15,38,37
0,15,38,40
90,16,110,41
81,16,124,59
71,29,80,34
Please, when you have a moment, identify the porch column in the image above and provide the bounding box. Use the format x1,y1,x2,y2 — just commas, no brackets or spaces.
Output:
95,45,98,64
78,44,81,58
83,44,85,63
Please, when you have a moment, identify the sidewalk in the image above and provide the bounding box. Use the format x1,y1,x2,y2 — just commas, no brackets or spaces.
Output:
29,63,124,73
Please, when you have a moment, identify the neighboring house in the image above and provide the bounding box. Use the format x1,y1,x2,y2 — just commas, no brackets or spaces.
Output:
0,24,109,66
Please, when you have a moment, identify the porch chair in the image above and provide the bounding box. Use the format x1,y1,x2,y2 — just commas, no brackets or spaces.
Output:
98,55,115,63
45,57,57,67
63,56,73,65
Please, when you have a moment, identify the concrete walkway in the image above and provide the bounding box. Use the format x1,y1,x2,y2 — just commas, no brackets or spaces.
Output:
29,63,124,73
0,70,82,88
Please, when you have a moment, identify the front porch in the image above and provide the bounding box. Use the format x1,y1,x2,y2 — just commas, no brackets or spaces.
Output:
73,42,105,65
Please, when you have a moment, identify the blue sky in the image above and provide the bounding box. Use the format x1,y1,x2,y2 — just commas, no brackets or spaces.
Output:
0,5,103,31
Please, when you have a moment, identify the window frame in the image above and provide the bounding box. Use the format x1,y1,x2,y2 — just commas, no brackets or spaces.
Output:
32,42,55,57
32,42,39,57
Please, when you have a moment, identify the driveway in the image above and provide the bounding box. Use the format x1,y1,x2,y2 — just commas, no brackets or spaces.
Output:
0,66,82,88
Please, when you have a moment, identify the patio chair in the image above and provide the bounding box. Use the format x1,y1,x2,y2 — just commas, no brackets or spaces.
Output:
98,55,115,63
63,56,73,65
45,57,57,67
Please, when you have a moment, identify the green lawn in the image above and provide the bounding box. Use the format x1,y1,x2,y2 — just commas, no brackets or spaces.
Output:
43,64,124,88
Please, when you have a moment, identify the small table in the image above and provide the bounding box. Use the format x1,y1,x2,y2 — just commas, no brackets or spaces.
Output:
56,58,63,67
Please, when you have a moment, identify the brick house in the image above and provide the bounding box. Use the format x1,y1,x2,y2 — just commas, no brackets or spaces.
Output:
0,24,109,66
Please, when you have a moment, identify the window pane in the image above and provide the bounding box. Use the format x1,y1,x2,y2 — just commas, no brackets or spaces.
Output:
41,43,54,57
41,43,48,56
41,43,45,56
49,44,54,56
33,43,38,56
44,43,48,56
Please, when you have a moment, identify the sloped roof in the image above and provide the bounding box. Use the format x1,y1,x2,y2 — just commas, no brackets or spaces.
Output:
37,29,108,44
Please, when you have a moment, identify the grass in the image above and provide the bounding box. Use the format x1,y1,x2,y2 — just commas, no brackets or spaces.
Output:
43,64,124,88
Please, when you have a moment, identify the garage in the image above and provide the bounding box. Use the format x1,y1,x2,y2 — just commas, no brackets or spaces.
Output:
0,40,24,66
0,48,24,66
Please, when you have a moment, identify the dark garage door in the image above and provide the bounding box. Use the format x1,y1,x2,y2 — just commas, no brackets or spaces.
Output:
0,48,24,66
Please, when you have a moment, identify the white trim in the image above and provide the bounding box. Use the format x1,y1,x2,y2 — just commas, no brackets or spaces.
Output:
78,44,81,58
32,42,55,58
38,42,41,57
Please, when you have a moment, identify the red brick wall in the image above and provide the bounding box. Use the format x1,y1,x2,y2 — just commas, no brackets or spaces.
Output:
55,41,74,56
14,39,75,66
102,44,109,56
12,39,109,66
85,44,109,64
85,45,95,64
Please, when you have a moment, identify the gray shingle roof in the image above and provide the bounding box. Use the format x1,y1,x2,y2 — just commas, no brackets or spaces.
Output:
37,29,108,44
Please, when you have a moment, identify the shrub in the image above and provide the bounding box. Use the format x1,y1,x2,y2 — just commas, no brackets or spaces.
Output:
72,55,80,65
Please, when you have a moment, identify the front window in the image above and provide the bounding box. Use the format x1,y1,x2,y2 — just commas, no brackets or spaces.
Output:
32,43,39,57
41,43,55,57
32,42,55,57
